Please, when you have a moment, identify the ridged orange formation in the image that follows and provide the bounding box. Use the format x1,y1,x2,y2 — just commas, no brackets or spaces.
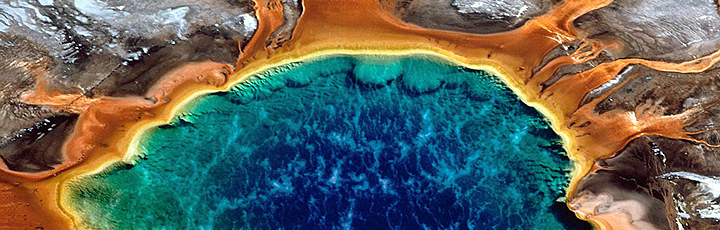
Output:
2,0,719,229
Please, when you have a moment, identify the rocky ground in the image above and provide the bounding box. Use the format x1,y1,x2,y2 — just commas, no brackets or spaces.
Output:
390,0,562,34
394,0,720,229
3,0,720,229
0,0,258,172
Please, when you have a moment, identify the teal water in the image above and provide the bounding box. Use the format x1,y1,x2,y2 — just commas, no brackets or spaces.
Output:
67,56,590,229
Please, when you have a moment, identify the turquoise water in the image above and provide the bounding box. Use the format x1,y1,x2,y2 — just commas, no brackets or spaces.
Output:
67,56,589,229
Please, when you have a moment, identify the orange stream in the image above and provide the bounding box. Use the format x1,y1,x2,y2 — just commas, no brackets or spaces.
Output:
1,0,717,229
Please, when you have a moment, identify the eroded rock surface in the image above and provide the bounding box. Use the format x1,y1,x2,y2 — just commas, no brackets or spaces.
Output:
0,0,258,172
570,136,720,229
536,0,720,229
388,0,562,34
4,0,720,229
573,0,720,62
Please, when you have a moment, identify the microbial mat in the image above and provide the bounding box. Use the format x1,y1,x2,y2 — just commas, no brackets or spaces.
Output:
66,56,590,229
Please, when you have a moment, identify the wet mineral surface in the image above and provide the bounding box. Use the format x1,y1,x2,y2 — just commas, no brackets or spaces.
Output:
2,0,720,229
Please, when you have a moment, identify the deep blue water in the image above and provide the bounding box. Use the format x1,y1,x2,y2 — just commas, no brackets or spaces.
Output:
68,56,589,229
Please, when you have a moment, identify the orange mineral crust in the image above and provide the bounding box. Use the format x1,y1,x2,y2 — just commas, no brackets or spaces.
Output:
3,0,720,229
